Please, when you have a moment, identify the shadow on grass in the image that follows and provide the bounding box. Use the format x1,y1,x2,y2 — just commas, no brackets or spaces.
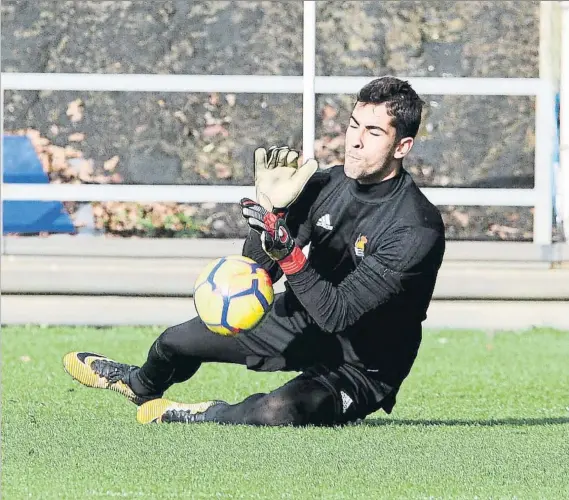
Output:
362,417,569,427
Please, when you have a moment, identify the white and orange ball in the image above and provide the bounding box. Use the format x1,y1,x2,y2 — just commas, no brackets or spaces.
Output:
193,255,274,336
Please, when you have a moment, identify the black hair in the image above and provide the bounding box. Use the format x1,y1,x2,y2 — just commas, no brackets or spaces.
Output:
356,76,424,139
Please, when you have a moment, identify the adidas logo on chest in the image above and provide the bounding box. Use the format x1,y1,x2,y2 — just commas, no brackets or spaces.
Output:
316,213,333,231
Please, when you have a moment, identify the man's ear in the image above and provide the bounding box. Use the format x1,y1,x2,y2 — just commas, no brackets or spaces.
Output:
393,137,414,159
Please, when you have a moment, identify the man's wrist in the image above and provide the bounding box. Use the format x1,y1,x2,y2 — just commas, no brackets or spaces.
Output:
278,246,307,275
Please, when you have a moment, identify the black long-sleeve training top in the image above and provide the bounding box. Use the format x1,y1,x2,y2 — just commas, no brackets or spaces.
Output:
243,165,446,384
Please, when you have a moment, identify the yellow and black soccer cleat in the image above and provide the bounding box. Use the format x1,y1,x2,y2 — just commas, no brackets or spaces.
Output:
137,398,226,424
63,352,155,406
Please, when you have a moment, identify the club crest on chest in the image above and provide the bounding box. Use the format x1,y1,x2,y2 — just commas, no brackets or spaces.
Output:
354,234,368,257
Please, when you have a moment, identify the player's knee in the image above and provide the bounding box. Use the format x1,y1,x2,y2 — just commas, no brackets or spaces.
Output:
254,394,304,426
154,326,184,361
254,381,339,427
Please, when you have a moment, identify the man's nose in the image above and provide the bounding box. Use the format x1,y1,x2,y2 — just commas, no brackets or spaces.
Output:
351,133,363,149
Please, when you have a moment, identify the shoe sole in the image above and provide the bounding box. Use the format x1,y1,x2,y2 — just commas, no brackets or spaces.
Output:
63,352,140,404
137,399,219,424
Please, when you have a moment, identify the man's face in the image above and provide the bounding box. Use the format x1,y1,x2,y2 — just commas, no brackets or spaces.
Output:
344,102,413,183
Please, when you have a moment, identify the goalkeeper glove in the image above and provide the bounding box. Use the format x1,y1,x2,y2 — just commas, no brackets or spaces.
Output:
254,146,318,211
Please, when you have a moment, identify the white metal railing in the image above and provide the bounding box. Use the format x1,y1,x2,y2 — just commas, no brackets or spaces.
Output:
0,1,559,246
2,184,538,207
0,73,546,95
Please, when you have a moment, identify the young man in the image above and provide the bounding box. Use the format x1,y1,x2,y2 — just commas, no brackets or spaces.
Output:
64,76,446,426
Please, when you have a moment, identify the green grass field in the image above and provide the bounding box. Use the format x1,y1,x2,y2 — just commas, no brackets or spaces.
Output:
2,326,568,499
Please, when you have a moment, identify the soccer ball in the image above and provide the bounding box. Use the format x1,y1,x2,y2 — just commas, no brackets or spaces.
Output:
193,255,274,336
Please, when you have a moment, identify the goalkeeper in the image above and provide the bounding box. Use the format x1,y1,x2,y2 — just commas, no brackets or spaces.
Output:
63,76,446,426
